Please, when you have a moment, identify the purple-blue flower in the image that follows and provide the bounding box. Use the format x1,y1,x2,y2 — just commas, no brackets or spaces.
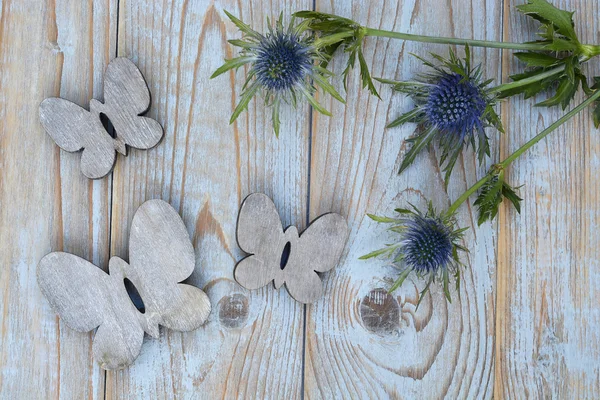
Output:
211,12,344,137
381,48,502,184
362,202,467,306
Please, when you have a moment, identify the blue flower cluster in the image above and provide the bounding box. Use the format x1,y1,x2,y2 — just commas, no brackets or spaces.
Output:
425,73,486,140
402,215,454,274
254,31,313,92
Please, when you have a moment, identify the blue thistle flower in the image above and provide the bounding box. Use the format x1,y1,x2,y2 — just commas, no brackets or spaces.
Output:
361,202,467,307
379,47,503,184
211,12,344,137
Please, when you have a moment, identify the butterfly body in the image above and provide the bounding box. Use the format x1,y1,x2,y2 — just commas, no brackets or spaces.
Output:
39,58,163,179
235,193,349,304
37,200,210,370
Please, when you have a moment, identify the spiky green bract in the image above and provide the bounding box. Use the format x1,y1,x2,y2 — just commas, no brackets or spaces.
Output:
506,0,600,114
211,12,345,137
360,202,468,308
293,11,380,97
473,166,523,226
380,48,502,185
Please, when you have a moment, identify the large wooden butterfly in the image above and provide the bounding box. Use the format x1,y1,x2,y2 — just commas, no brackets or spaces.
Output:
39,57,163,179
235,193,349,304
37,200,211,370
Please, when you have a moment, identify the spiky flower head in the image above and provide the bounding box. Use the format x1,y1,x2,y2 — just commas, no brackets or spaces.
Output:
380,47,503,185
211,12,344,137
361,202,468,307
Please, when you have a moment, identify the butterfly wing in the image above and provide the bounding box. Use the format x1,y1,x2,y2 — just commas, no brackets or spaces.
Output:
102,57,163,150
127,200,210,333
38,253,148,370
283,213,349,303
39,98,116,178
234,193,285,290
37,252,109,332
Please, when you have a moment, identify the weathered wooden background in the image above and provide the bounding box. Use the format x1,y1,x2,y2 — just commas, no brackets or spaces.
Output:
1,0,599,398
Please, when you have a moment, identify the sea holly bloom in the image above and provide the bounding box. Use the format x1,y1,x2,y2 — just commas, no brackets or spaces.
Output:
363,90,600,306
297,1,600,118
211,12,344,137
361,203,467,307
379,48,502,184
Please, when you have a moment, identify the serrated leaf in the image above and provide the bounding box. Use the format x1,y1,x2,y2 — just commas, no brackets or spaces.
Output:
517,0,578,42
536,77,578,109
386,108,423,128
359,243,399,260
398,127,437,174
299,86,332,116
224,10,262,40
210,56,255,79
442,268,452,303
502,183,523,213
593,102,600,128
311,72,346,103
357,47,380,98
272,98,281,138
515,52,560,67
230,81,261,124
388,268,413,293
367,214,398,223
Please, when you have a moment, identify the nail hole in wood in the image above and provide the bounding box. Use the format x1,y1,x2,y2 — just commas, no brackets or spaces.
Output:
280,241,291,270
359,288,400,335
99,112,116,138
218,294,249,329
124,278,145,314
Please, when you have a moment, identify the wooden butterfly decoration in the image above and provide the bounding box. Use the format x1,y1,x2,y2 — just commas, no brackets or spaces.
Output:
37,200,211,370
39,57,163,179
234,193,349,304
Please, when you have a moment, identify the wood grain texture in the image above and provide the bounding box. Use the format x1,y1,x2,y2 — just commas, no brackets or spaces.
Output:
1,0,599,397
39,58,164,179
0,0,116,398
495,0,600,397
106,0,310,398
235,193,348,304
306,0,502,398
37,200,210,370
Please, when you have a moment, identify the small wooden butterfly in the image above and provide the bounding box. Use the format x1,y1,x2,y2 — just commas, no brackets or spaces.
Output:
37,200,211,370
234,193,349,304
39,57,163,179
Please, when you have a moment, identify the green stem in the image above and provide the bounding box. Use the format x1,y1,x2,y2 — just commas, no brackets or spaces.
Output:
489,64,566,94
500,89,600,167
447,89,600,215
364,27,547,51
447,175,490,215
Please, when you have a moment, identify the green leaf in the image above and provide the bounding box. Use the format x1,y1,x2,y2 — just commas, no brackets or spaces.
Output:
272,98,281,138
398,127,437,175
210,56,255,79
224,10,262,40
359,246,396,260
593,101,600,128
357,47,380,98
535,77,578,109
230,81,260,124
514,52,560,67
367,214,398,223
502,183,523,213
386,108,423,128
388,268,413,293
313,30,355,48
227,39,257,49
442,268,452,303
299,86,332,116
517,0,578,42
311,72,346,103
